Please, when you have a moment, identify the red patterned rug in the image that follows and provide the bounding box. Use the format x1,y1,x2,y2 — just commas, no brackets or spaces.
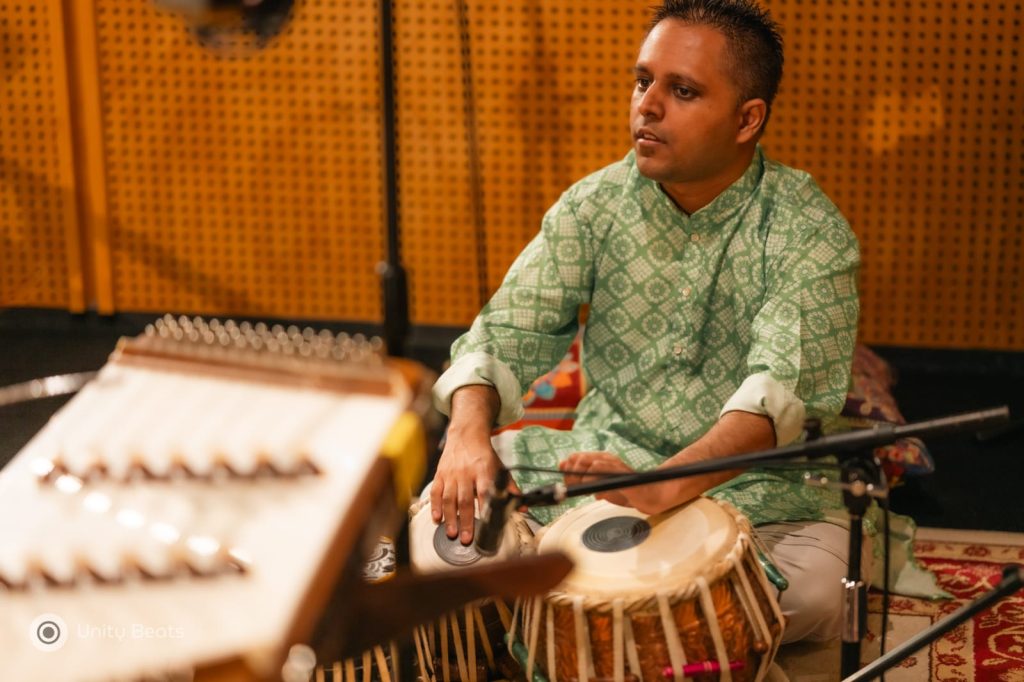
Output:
864,528,1024,681
778,528,1024,681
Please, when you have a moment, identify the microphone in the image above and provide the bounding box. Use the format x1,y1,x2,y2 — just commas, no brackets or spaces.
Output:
475,468,517,556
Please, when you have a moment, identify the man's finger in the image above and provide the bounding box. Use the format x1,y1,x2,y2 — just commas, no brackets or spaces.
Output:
457,490,476,545
597,489,630,508
429,479,445,522
442,488,459,539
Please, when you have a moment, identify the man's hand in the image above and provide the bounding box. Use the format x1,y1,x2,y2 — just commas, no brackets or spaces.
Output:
559,451,690,515
430,384,521,545
559,411,775,516
430,430,505,544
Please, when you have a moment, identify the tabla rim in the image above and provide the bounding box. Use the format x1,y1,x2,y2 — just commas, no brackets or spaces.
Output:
541,497,757,611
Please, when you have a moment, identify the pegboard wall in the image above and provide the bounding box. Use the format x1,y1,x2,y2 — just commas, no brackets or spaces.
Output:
395,0,1022,348
395,2,649,326
761,0,1022,349
0,1,81,311
4,0,1021,349
78,0,387,320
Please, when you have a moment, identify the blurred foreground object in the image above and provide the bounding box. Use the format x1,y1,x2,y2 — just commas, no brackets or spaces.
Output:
0,315,434,681
155,0,295,49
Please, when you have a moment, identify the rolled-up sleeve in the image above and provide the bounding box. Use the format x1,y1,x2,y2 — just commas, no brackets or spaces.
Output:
432,352,525,426
729,218,860,446
719,372,806,445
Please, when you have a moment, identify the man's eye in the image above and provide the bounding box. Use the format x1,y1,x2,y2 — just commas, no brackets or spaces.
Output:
674,86,694,99
635,78,651,91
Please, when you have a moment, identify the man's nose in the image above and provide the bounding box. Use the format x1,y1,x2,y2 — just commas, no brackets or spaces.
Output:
636,86,663,119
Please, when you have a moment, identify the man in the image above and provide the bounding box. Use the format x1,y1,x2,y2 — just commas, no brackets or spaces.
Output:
431,0,868,643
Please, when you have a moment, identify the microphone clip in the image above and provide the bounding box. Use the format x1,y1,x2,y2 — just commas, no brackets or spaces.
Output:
475,468,518,556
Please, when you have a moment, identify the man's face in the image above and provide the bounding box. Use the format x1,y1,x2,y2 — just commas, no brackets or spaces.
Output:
630,20,746,188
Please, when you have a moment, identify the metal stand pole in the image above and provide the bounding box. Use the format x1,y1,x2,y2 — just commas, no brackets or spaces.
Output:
377,0,409,358
839,454,876,679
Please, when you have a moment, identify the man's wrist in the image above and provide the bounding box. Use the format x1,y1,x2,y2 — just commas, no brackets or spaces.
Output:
445,418,494,444
448,384,501,434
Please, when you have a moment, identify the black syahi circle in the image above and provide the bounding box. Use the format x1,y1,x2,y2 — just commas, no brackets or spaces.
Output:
581,516,652,552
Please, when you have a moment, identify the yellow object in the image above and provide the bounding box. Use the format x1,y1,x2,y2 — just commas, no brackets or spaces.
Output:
379,410,426,511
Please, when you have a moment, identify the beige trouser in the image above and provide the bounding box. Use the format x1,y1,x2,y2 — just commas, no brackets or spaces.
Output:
756,520,872,644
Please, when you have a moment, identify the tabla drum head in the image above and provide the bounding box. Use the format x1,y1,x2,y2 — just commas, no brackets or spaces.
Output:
431,521,485,566
581,515,651,552
408,499,530,573
537,498,738,600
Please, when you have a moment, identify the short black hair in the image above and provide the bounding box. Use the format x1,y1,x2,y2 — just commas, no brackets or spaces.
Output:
650,0,784,126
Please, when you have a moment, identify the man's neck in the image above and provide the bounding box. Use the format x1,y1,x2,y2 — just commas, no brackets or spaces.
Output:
659,147,756,216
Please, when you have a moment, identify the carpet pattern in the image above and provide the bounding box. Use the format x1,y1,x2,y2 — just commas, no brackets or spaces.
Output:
777,528,1024,681
863,528,1024,681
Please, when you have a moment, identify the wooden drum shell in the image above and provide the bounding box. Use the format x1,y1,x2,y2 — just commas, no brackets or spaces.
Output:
517,499,785,682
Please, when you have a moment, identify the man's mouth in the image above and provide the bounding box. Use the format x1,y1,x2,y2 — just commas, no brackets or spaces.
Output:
635,128,662,144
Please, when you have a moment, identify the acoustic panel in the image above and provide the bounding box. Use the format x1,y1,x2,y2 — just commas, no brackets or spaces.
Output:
84,0,386,321
392,0,481,326
762,0,1022,350
0,0,81,310
402,0,1021,350
35,0,1022,350
396,2,647,326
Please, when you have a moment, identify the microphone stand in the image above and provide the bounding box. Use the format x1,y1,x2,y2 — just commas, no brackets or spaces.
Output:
514,406,1011,679
376,0,410,358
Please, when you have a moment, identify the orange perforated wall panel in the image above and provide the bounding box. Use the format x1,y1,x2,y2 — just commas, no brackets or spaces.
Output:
0,0,82,310
762,0,1022,350
397,0,1022,348
15,1,1021,350
78,0,386,320
395,3,651,326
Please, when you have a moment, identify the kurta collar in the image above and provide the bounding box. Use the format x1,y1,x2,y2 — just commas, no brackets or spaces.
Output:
633,145,766,228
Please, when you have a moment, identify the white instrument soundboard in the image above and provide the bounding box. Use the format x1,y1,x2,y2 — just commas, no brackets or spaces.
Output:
0,317,429,682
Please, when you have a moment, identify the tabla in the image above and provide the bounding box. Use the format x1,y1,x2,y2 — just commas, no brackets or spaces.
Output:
513,498,785,682
408,498,535,682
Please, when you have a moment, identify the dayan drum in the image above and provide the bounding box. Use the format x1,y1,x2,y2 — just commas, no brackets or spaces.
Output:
408,498,535,682
512,499,785,682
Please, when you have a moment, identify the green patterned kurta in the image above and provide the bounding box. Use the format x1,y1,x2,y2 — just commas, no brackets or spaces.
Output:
437,146,943,597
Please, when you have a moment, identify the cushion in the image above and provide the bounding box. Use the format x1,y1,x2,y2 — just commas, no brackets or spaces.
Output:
499,336,933,484
833,345,935,482
494,337,584,434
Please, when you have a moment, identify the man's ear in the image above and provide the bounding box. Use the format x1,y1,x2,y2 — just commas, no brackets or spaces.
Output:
737,98,768,144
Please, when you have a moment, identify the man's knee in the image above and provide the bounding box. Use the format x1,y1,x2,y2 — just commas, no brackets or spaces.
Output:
757,521,853,644
777,560,845,643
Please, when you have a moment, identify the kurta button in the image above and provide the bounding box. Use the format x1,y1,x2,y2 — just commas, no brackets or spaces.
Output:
681,286,692,298
673,344,684,356
690,233,700,243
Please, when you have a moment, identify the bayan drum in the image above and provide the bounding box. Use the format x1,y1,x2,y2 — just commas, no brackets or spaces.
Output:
408,498,534,682
514,499,784,682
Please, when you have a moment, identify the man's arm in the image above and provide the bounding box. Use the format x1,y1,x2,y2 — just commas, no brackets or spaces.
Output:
560,410,774,515
430,385,508,544
430,193,596,541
